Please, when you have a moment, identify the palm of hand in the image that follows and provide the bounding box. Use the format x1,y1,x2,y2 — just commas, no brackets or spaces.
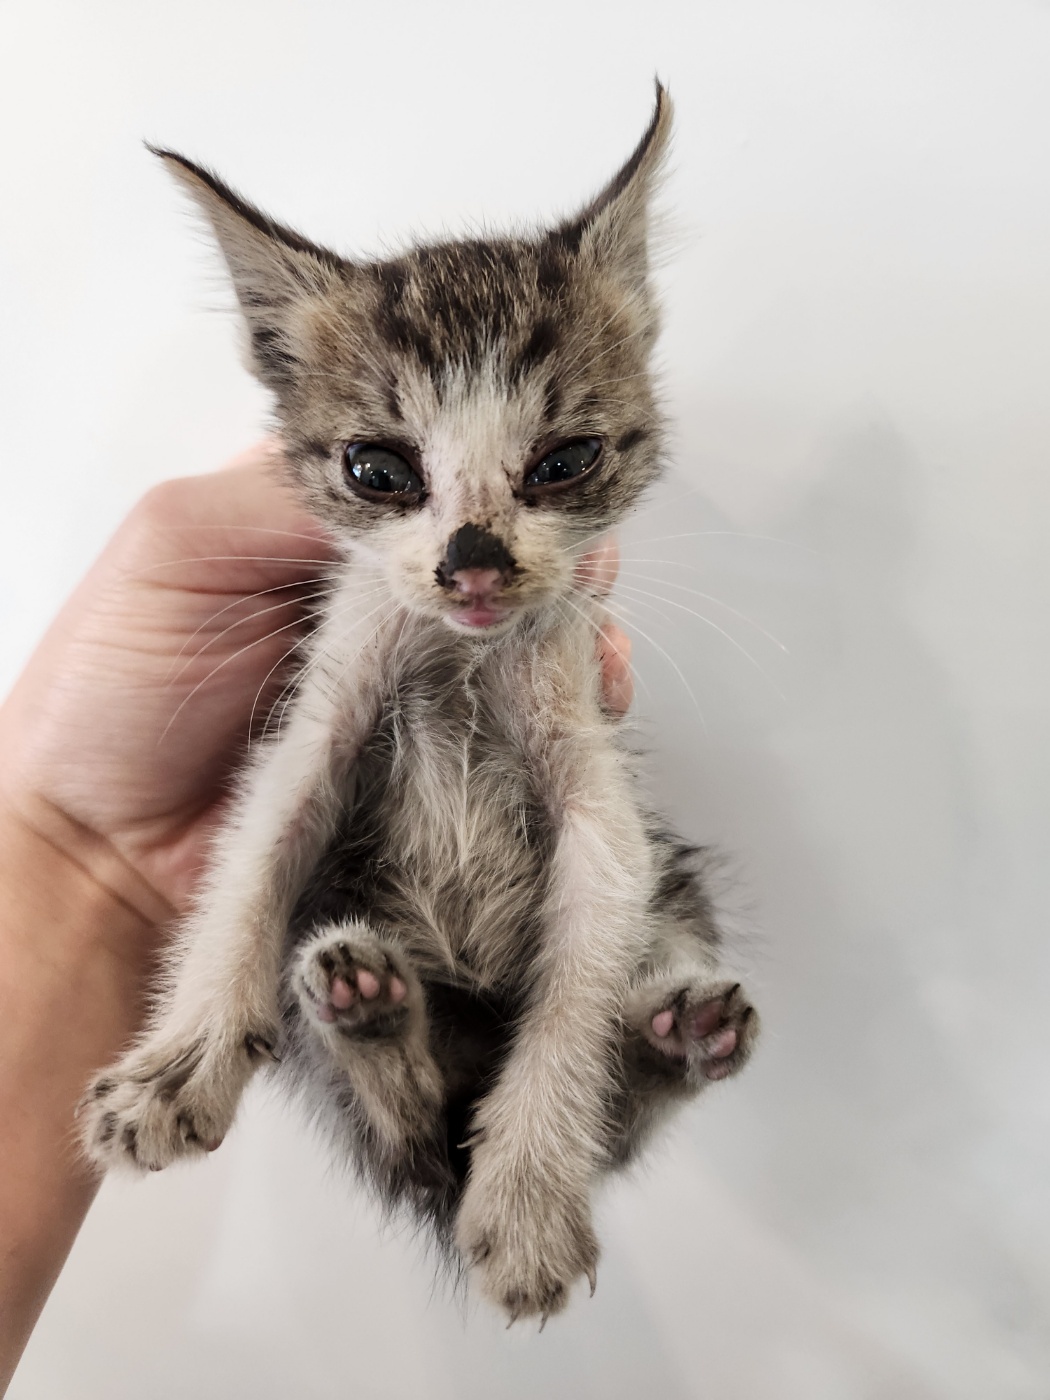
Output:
0,450,334,910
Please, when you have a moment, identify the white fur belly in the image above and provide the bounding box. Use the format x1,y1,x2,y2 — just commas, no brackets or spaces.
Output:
372,714,550,988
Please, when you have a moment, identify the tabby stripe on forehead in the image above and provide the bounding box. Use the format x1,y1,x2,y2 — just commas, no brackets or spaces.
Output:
380,312,442,378
509,320,560,385
375,262,440,377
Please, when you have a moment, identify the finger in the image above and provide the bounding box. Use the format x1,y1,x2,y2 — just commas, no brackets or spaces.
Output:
161,438,337,555
574,536,619,598
121,440,340,596
598,622,634,717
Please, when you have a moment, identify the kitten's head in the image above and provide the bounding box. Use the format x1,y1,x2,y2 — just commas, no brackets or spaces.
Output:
156,86,671,636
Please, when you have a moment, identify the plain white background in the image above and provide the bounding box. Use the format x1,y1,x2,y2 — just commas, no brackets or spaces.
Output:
2,1,1048,1396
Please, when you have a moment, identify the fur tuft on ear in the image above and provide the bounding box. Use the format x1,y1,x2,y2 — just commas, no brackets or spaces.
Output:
552,80,672,288
149,146,345,389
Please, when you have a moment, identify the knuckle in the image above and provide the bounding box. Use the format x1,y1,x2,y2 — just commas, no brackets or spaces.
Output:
132,475,201,531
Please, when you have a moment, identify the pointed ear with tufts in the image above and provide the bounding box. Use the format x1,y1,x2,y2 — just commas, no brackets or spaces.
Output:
554,81,673,288
149,146,345,391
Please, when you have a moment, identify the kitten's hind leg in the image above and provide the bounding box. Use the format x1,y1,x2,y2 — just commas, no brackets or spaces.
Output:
607,839,760,1164
605,973,759,1168
293,921,443,1156
624,974,758,1084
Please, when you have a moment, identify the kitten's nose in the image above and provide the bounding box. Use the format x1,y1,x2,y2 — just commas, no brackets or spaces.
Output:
449,567,503,600
438,524,515,590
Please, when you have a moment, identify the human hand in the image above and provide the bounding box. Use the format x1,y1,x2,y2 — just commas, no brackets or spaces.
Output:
0,442,632,920
0,442,336,916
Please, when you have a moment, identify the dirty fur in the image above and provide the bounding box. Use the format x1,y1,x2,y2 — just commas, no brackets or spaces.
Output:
82,85,759,1324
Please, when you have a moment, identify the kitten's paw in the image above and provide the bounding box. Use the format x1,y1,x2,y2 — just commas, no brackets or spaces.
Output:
456,1147,599,1326
80,1026,274,1173
295,926,418,1040
634,978,758,1081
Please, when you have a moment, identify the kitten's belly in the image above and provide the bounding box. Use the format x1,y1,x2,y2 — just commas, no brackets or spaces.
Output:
294,691,552,991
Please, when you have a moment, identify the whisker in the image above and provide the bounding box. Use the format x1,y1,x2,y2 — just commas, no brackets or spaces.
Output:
167,584,390,690
619,571,788,653
255,590,393,742
128,554,339,582
248,636,320,746
569,527,618,558
165,576,335,680
161,524,339,548
261,581,395,737
249,644,312,744
302,601,401,733
575,588,708,732
622,531,814,552
558,593,656,709
613,581,786,702
158,612,323,746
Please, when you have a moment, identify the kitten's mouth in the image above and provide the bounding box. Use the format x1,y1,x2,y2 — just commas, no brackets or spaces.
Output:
446,602,511,631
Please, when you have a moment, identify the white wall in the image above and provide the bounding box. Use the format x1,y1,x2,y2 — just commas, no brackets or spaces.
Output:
3,1,1048,1395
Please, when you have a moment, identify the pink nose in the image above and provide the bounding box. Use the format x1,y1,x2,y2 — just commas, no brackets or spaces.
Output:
450,568,503,599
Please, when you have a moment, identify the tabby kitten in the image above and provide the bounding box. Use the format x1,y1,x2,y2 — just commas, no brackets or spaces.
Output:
82,85,758,1324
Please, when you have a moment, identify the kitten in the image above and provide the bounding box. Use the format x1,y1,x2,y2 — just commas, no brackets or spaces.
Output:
81,85,758,1324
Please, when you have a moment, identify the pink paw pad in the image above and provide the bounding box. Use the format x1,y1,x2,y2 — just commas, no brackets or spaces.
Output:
331,976,355,1009
306,939,412,1032
651,1009,675,1039
356,969,380,1000
645,982,755,1080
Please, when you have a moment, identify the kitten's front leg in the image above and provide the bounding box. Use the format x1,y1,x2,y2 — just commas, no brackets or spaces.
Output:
81,597,400,1173
456,715,651,1320
81,722,339,1170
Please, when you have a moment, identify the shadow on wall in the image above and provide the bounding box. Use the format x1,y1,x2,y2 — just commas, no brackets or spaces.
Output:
654,416,1037,1385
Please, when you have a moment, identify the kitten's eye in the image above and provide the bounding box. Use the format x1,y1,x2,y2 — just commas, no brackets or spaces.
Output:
344,443,425,503
523,438,603,497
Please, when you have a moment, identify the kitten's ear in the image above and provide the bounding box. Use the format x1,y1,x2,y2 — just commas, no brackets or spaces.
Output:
149,146,345,389
555,81,672,288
